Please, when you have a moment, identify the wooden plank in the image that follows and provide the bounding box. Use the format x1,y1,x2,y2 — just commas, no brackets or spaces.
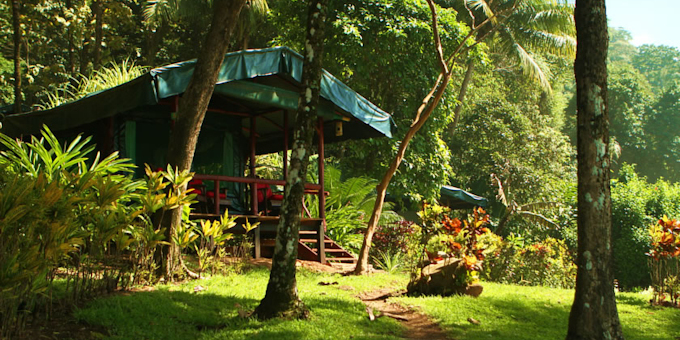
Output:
317,219,325,264
253,225,261,259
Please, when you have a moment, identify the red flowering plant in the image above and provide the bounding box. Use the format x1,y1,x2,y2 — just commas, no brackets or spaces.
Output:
415,204,494,285
647,216,680,306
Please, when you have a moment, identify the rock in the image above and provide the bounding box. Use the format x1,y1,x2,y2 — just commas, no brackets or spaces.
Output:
465,283,484,298
406,258,483,297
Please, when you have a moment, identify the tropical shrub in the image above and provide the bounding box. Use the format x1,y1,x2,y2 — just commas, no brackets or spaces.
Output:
410,205,495,286
372,220,421,273
611,164,680,289
647,216,680,306
0,126,137,337
0,127,198,338
483,235,576,289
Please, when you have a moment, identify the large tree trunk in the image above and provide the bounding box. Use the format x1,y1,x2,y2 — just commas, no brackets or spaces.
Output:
566,1,624,339
253,0,327,320
156,0,247,279
353,0,452,275
11,0,21,113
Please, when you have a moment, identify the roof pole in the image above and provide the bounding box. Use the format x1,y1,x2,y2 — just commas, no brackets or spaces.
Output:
250,115,258,214
284,110,289,180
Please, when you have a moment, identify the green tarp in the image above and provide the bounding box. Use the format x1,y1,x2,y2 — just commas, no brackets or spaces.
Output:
440,185,488,209
3,47,392,138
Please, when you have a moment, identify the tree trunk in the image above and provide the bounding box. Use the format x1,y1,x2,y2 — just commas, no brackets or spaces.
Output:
566,1,624,339
11,0,21,113
144,21,170,67
353,0,452,275
66,0,76,75
92,0,103,70
253,0,327,320
156,0,247,279
452,60,475,129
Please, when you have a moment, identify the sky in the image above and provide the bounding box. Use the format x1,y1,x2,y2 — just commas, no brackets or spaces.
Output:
605,0,680,49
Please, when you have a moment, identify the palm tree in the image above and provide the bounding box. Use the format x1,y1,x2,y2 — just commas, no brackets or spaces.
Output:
450,0,576,127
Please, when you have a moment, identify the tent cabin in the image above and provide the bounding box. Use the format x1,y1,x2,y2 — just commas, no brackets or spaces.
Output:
2,47,393,264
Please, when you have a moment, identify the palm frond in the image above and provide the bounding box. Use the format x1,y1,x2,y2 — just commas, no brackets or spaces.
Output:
513,42,552,91
143,0,179,23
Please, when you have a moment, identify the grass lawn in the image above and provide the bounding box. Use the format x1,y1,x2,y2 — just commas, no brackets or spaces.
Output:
74,267,680,340
396,282,680,340
74,267,409,340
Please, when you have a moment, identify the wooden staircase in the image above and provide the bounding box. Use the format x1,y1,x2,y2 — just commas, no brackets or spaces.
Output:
297,231,357,264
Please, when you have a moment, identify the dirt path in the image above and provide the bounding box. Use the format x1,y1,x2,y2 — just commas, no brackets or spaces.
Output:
358,288,451,340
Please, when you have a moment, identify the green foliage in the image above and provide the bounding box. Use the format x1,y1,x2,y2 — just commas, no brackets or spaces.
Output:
0,126,139,337
484,236,576,289
611,164,680,289
36,59,147,110
321,165,403,254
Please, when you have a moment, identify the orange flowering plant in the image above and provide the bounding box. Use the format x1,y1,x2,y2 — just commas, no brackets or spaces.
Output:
647,216,680,306
416,203,495,285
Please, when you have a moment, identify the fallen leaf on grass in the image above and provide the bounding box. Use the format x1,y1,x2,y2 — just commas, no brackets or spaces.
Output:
318,281,339,285
467,317,481,325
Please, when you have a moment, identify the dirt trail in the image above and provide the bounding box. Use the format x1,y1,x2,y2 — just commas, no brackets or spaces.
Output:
358,288,451,340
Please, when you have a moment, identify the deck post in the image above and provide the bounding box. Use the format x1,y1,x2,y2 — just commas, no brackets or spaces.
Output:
283,110,289,180
253,224,261,259
250,115,258,214
317,118,326,264
317,221,325,264
317,117,325,221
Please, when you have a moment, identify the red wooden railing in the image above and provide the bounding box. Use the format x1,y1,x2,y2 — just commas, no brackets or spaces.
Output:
192,174,325,216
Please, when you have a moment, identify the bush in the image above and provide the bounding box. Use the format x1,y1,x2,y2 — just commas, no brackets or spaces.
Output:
483,236,577,289
611,164,680,289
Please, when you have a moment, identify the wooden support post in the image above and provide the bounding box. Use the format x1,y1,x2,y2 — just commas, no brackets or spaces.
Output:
213,179,220,214
250,115,258,214
318,118,325,221
253,225,261,259
317,221,326,264
283,110,289,180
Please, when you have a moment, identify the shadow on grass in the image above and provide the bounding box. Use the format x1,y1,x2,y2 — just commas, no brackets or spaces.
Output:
440,295,571,340
75,287,403,340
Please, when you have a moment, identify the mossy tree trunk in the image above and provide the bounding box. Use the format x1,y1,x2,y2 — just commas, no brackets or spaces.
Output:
253,0,327,320
566,1,624,339
156,0,247,279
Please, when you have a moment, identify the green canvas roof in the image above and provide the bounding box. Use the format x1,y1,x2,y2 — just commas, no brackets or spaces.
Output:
2,46,392,139
440,185,488,209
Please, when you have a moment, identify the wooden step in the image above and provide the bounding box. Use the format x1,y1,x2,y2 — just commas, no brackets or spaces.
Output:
326,257,357,263
324,248,351,253
299,238,333,244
